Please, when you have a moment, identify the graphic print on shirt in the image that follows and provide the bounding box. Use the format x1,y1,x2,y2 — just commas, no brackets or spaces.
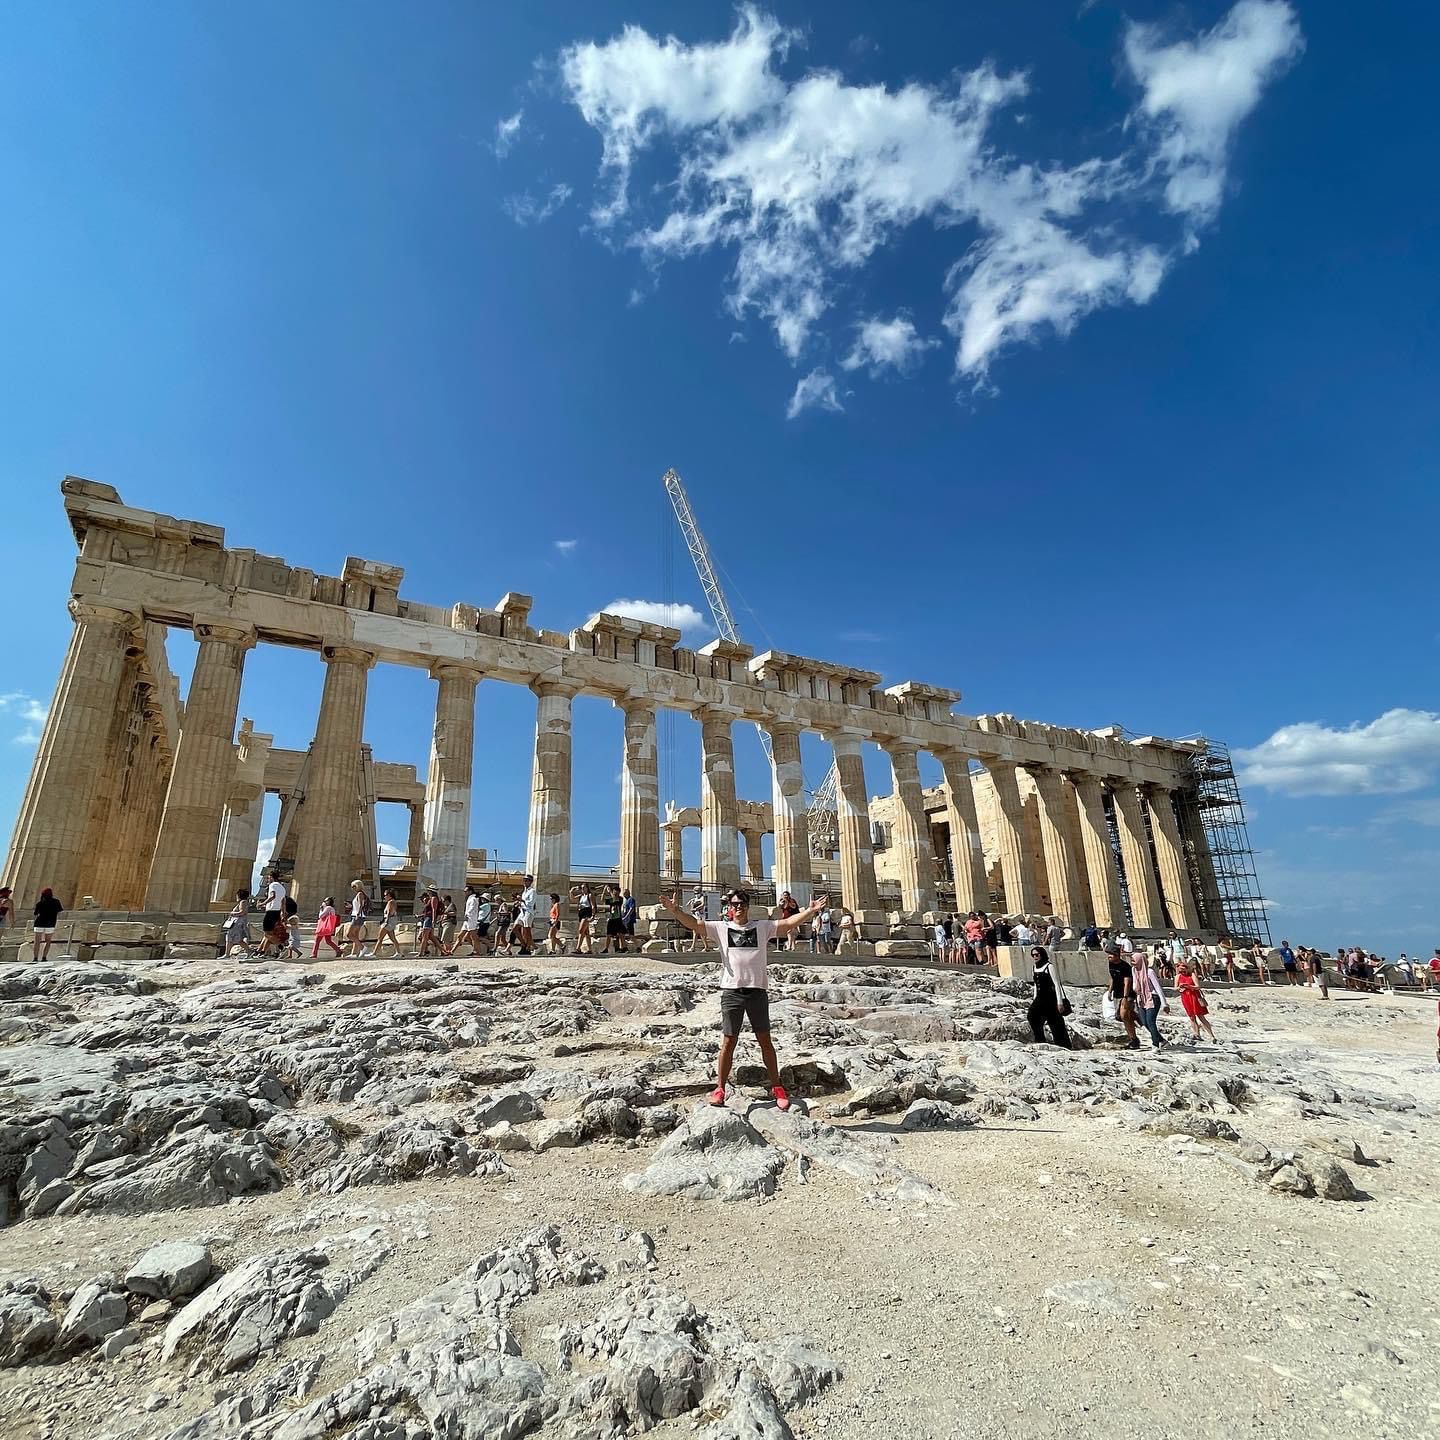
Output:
727,926,759,950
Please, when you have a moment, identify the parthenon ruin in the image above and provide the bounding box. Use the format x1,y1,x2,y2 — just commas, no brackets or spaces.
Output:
4,479,1235,940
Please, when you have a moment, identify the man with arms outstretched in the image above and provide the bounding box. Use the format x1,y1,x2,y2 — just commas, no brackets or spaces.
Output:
660,885,829,1112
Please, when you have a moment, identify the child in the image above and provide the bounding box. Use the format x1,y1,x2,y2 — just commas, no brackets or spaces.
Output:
313,897,342,959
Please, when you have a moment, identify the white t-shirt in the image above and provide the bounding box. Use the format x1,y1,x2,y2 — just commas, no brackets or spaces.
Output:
518,886,536,921
266,880,286,912
464,893,480,927
1117,934,1134,953
351,890,367,919
703,917,776,990
933,924,946,945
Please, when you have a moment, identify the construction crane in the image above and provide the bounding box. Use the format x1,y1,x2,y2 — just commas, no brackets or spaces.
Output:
662,469,838,858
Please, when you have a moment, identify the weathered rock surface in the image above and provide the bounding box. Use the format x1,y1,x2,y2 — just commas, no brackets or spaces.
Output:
623,1105,785,1202
124,1241,212,1300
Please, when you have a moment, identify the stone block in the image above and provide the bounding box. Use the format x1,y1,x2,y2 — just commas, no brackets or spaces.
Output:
996,945,1111,988
166,922,222,945
886,925,928,942
94,945,159,965
873,940,933,959
166,945,219,960
97,922,160,944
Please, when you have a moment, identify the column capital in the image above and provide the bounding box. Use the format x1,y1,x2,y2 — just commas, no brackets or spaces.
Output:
613,692,657,716
429,661,482,685
193,619,257,651
69,598,142,630
322,643,376,668
761,717,804,739
879,736,923,757
822,725,869,747
529,677,581,701
696,703,742,723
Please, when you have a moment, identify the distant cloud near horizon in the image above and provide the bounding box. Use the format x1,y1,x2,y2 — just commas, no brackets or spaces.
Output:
593,598,711,635
0,691,46,746
1236,709,1440,797
540,1,1300,401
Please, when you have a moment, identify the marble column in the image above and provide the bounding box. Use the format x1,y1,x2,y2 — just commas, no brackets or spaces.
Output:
884,740,936,914
936,752,989,914
618,698,660,905
662,824,684,881
406,803,425,870
1144,785,1200,932
984,759,1040,915
3,600,142,907
419,664,480,897
1111,782,1162,930
739,828,764,886
293,645,374,905
1026,764,1085,926
764,721,811,904
1068,773,1123,928
116,722,172,909
212,721,273,902
829,730,880,911
699,709,741,889
147,622,256,912
525,681,575,900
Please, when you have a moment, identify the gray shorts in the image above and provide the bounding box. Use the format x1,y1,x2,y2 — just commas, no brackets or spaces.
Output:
720,987,771,1037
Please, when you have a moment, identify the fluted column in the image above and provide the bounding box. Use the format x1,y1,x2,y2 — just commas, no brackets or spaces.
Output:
116,723,172,908
662,824,684,881
3,600,142,907
936,752,988,914
146,622,256,911
1111,781,1162,930
525,681,576,900
984,759,1040,914
1026,765,1085,925
406,803,425,870
699,709,740,889
618,697,660,905
884,740,936,914
765,721,811,903
419,664,481,897
1144,785,1199,932
212,721,273,902
293,645,374,905
829,730,880,911
1068,773,1123,927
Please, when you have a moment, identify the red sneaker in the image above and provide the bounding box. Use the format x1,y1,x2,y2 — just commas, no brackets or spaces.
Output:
770,1085,791,1112
707,1086,727,1107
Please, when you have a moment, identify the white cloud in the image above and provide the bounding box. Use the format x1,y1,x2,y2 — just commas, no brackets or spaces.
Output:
594,599,711,635
378,843,406,875
841,315,938,375
1235,709,1440,797
785,368,843,419
554,539,578,555
493,109,525,158
549,3,1300,388
0,691,47,746
1125,0,1303,228
502,182,573,226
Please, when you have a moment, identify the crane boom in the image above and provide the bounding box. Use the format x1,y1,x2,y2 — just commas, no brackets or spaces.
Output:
661,469,839,861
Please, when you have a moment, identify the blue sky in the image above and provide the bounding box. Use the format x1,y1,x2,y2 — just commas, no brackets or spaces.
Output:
1,2,1436,952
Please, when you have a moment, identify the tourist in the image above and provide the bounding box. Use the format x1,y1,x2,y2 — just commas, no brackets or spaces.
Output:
621,888,638,941
600,884,627,955
546,894,563,954
777,890,800,951
474,892,493,955
343,879,370,956
837,906,859,951
414,886,441,957
517,874,536,955
932,918,948,961
312,897,343,959
1013,918,1035,947
1044,919,1063,951
282,897,305,960
963,911,984,963
32,886,63,962
492,895,512,956
1132,949,1168,1049
261,870,288,957
1166,931,1184,970
570,883,595,955
1116,930,1134,954
658,884,830,1111
368,890,403,957
981,913,999,965
1277,937,1300,985
994,915,1015,948
451,886,484,957
1106,942,1139,1049
1027,947,1072,1049
1080,922,1101,951
222,889,252,956
1426,950,1440,991
685,886,707,954
1176,959,1216,1043
0,887,13,930
1253,945,1270,985
439,895,457,952
1223,950,1237,984
815,903,834,955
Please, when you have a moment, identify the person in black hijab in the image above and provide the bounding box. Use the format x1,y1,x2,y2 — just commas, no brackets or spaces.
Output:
1027,945,1072,1049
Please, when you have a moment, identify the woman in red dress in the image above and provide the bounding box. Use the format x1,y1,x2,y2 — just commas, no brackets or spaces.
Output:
1176,959,1216,1043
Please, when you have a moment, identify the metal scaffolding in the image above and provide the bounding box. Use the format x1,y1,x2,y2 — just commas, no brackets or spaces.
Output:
1174,739,1272,945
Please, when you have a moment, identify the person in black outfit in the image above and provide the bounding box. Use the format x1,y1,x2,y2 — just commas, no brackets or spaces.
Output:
32,887,64,962
1027,945,1072,1048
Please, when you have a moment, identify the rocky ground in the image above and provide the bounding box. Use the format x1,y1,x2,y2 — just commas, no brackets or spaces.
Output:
0,947,1436,1440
